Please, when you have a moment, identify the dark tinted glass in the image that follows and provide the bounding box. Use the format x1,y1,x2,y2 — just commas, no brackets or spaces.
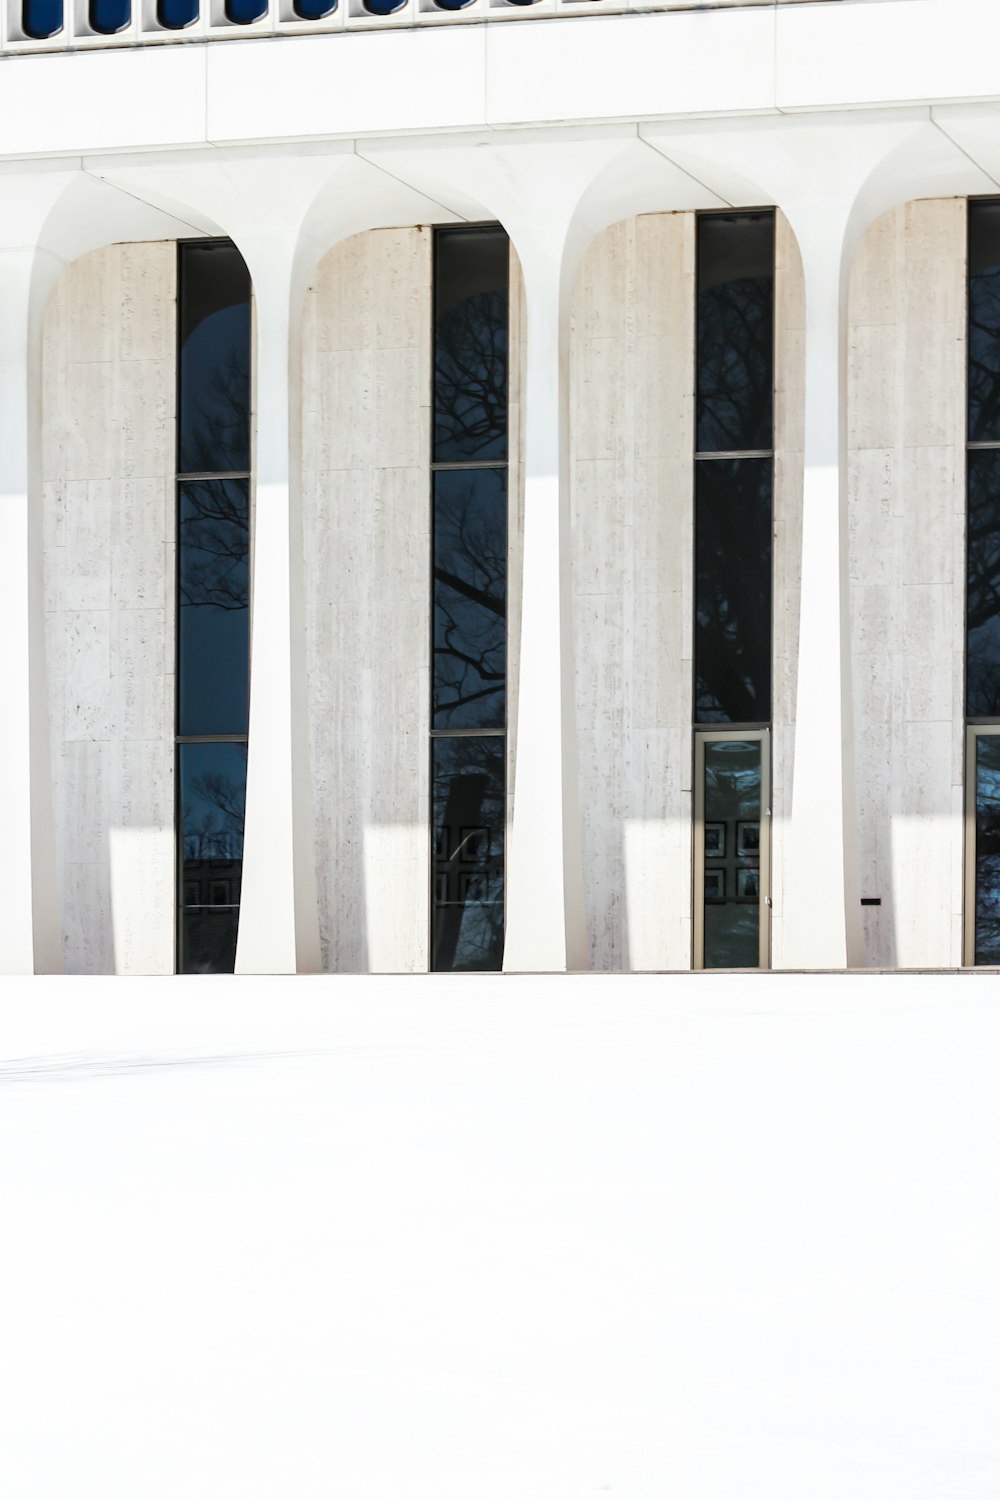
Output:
22,0,62,35
697,213,774,454
432,736,505,972
433,469,506,730
178,479,249,736
434,227,509,462
363,0,405,11
968,202,1000,443
966,450,1000,717
975,735,1000,965
89,0,129,28
179,743,247,975
695,458,772,723
433,0,473,9
179,242,251,475
293,0,334,14
225,0,266,17
158,0,197,24
702,739,762,969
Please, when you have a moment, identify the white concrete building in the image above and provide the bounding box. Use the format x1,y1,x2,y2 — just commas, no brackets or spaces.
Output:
4,0,1000,976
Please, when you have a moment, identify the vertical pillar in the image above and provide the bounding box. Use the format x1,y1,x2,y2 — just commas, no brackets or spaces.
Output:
502,241,587,972
0,249,61,973
778,209,863,969
233,256,321,974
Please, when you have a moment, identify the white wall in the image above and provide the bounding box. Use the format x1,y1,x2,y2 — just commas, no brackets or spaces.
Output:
42,241,175,976
302,227,432,973
847,199,966,969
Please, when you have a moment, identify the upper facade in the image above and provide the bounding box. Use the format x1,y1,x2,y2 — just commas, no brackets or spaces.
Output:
0,0,981,159
7,0,1000,978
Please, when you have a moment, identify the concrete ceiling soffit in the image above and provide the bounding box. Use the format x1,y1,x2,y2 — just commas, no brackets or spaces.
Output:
929,108,1000,196
356,135,654,243
850,119,1000,242
641,115,957,229
572,137,728,241
639,126,776,210
37,173,211,266
91,153,458,268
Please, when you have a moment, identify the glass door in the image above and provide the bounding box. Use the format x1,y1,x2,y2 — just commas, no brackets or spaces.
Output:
965,726,1000,965
694,730,770,969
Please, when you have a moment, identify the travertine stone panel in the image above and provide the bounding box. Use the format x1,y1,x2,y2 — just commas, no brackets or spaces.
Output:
847,199,966,968
302,228,431,973
570,214,695,971
43,242,175,975
771,212,805,970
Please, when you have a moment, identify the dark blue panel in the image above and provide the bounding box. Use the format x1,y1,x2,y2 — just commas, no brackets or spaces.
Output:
225,0,266,19
968,201,1000,443
434,227,509,462
22,0,63,36
433,0,473,9
702,739,762,970
363,0,405,11
697,213,775,454
433,469,506,731
178,480,249,737
293,0,335,15
966,450,1000,718
432,736,505,973
90,0,129,30
158,0,198,26
179,743,246,975
179,243,251,475
695,458,772,725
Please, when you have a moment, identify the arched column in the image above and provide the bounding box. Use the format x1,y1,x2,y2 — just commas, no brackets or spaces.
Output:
0,242,63,973
500,228,589,973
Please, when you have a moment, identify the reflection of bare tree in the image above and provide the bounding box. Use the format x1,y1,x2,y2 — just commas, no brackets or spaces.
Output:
180,477,249,614
434,471,506,728
182,772,245,863
695,460,771,723
697,270,773,453
434,290,508,458
968,443,1000,716
179,356,251,614
181,341,250,475
976,749,1000,962
432,736,505,972
969,266,1000,443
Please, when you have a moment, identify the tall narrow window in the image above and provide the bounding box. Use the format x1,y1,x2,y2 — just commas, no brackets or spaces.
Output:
693,211,774,970
176,241,251,975
966,201,1000,964
431,226,509,972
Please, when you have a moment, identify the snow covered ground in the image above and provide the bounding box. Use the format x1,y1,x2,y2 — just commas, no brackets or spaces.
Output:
2,971,999,1498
